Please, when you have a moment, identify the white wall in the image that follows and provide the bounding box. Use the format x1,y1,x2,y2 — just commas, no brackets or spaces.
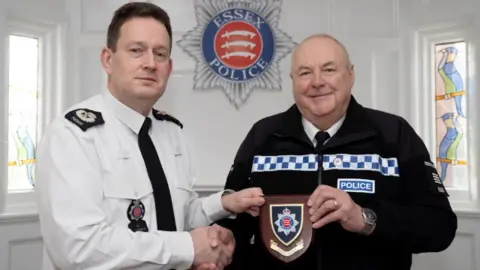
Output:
0,0,479,269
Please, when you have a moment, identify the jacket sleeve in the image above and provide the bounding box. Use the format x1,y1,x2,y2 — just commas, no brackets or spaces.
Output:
214,127,258,270
35,120,194,270
365,119,458,253
184,189,234,230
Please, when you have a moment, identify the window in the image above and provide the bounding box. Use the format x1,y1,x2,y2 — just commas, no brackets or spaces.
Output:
0,20,65,216
7,35,39,192
434,41,469,191
415,25,479,209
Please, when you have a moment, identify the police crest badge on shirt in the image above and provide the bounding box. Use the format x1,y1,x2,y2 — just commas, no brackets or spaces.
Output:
127,200,149,232
65,108,105,131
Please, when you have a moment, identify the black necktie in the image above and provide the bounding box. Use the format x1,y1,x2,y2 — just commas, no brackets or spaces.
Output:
315,131,330,184
138,117,177,231
314,131,330,152
314,131,330,269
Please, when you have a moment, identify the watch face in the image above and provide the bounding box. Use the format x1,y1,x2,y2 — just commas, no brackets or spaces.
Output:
363,208,377,222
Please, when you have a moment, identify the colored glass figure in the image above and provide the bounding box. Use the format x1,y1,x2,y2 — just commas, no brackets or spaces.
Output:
435,42,468,189
16,124,36,186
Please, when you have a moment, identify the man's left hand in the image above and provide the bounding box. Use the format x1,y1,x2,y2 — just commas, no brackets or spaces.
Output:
192,224,235,270
221,187,265,216
207,224,235,253
307,185,365,232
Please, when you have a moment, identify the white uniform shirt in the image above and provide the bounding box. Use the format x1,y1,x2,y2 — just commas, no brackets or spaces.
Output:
301,115,345,146
35,91,232,270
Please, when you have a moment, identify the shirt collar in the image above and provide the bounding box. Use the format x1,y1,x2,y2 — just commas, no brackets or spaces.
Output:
302,114,346,146
103,90,153,135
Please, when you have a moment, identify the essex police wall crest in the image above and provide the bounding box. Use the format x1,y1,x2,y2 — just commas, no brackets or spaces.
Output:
176,0,296,108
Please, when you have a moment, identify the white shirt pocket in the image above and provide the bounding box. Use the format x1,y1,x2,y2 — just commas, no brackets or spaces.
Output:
102,164,154,229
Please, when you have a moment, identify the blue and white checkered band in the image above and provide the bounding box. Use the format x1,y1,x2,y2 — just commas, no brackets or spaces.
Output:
323,154,400,177
252,154,318,172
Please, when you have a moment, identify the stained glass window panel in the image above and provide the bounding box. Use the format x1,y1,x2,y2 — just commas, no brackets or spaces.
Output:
7,35,39,191
434,41,468,190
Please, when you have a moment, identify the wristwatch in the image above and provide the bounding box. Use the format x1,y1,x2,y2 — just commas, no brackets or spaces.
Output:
360,208,377,235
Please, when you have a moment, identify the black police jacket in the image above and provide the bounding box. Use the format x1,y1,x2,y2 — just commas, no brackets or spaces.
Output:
217,96,457,270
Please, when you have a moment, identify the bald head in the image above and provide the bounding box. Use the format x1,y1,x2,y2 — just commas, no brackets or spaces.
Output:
289,33,355,131
290,34,352,74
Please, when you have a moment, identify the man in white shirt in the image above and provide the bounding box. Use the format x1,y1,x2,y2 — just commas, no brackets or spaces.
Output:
35,2,264,270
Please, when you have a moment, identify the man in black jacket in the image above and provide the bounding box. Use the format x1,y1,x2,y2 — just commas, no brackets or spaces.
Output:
216,34,457,270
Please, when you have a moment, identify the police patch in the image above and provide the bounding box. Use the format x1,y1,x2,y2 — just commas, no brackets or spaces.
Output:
177,0,296,108
424,161,449,196
337,178,375,194
127,200,149,232
65,108,104,131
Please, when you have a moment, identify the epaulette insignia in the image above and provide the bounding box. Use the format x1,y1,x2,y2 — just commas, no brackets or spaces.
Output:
65,108,105,132
152,109,183,129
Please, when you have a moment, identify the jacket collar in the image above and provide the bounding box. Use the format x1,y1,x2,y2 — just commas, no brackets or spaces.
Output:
273,95,377,150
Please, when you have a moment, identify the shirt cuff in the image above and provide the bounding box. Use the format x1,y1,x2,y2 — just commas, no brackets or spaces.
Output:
156,231,194,269
203,190,236,223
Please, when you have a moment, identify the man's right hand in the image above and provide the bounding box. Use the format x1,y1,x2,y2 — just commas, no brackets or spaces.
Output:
190,225,234,270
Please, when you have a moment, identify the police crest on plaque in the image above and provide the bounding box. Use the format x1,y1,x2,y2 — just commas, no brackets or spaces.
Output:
259,195,313,263
176,0,296,109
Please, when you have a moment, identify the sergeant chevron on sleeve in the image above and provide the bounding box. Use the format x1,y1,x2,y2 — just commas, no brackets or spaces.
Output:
34,3,264,270
216,33,458,270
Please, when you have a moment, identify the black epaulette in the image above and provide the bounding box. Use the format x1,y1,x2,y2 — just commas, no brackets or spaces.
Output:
65,108,105,131
152,108,183,129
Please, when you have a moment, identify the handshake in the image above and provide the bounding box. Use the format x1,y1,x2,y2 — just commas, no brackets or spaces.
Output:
190,187,265,270
189,224,235,270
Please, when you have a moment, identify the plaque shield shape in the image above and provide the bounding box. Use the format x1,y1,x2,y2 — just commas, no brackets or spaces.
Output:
259,195,313,263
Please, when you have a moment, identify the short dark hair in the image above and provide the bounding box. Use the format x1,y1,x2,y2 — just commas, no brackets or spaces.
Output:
106,2,172,52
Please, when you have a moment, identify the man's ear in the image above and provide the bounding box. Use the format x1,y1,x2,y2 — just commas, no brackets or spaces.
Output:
349,64,355,86
100,47,114,74
168,57,173,75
